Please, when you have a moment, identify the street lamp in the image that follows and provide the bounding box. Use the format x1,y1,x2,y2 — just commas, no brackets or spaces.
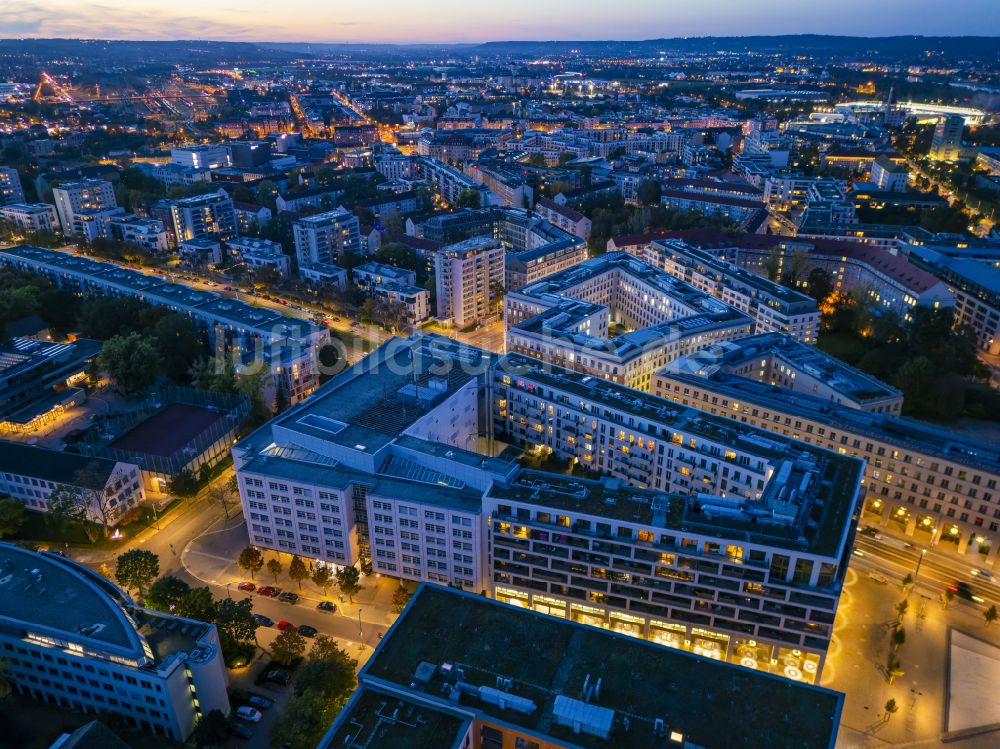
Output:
225,582,232,599
357,609,363,641
914,548,927,580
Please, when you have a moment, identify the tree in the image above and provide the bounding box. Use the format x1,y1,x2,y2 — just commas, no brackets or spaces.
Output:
207,481,238,520
312,566,334,597
895,599,909,623
267,557,283,582
271,628,307,666
805,267,832,301
294,636,357,700
153,314,206,384
177,586,217,623
268,688,332,749
884,698,899,719
392,584,413,614
455,188,482,209
886,654,904,685
238,545,264,580
891,626,906,651
763,248,781,281
146,576,190,612
191,709,229,748
335,566,361,603
215,596,258,652
943,587,956,609
636,179,662,206
0,498,26,539
901,573,914,591
99,333,160,396
167,468,200,498
288,555,309,590
115,549,160,598
986,605,998,627
48,464,119,541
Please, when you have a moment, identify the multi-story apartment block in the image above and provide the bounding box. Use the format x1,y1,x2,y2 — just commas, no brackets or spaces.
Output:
292,208,362,266
662,230,954,322
233,335,513,586
650,364,1000,560
535,197,592,240
165,190,237,245
170,144,230,170
318,585,844,749
0,442,144,525
226,237,290,277
644,239,821,343
0,544,230,741
52,179,123,240
0,203,58,234
504,253,754,391
0,166,25,206
670,333,903,415
107,215,169,253
661,188,766,224
414,206,586,291
0,246,327,406
492,354,864,677
929,115,964,162
871,155,909,192
353,261,431,323
465,163,533,208
434,237,505,327
415,157,497,208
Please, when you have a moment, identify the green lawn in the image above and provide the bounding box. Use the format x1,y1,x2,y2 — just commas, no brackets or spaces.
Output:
816,330,867,364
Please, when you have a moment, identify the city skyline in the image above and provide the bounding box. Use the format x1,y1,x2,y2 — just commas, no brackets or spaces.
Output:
4,0,1000,43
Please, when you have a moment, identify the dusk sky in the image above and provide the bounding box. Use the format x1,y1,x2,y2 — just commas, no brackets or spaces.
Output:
3,0,1000,43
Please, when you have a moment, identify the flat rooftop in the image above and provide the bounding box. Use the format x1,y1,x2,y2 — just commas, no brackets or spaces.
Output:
364,585,843,749
270,335,493,455
499,355,863,557
325,685,471,749
0,544,138,652
110,403,228,458
664,370,1000,474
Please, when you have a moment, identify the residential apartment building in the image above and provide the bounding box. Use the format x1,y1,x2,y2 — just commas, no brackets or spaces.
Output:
535,197,592,240
0,442,143,525
353,261,430,323
292,208,362,266
661,188,765,224
434,237,505,327
645,239,821,344
661,230,954,322
0,246,327,406
415,157,497,208
232,335,512,587
492,354,865,676
871,155,909,192
504,253,754,391
650,365,1000,560
0,544,229,741
170,144,230,170
0,166,25,206
670,333,902,414
929,115,964,162
226,237,290,278
52,179,123,240
0,203,58,234
164,191,237,245
318,585,843,749
107,215,169,253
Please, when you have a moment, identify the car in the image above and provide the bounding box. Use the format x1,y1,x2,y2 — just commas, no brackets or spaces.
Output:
247,695,273,710
238,582,256,592
972,568,994,580
223,286,233,291
867,573,889,585
278,591,299,604
265,669,290,686
316,601,337,613
949,581,977,601
252,614,273,627
297,625,318,638
236,706,262,723
277,620,295,632
228,722,254,739
257,586,282,597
